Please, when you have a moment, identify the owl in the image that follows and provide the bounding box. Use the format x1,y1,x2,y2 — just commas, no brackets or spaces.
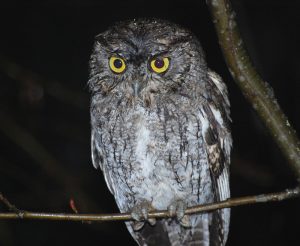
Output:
89,19,232,246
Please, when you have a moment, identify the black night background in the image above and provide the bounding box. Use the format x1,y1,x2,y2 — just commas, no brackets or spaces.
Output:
0,0,299,245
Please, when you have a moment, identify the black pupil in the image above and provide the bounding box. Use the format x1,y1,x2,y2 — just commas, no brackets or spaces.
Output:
154,59,164,68
114,59,123,69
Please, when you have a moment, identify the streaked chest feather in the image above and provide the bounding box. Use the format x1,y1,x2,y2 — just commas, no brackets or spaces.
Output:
95,98,213,210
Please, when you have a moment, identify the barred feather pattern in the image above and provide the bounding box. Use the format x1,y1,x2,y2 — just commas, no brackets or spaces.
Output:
89,19,232,246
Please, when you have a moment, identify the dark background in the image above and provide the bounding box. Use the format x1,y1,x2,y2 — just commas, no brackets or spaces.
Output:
0,0,299,245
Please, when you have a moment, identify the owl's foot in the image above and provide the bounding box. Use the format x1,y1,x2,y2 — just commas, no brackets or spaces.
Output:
131,201,156,231
168,200,191,228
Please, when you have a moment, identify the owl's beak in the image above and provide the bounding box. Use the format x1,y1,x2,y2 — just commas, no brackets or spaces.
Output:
132,81,142,97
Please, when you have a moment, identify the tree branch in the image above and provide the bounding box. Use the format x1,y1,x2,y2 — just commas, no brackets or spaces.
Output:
0,188,299,221
206,0,300,180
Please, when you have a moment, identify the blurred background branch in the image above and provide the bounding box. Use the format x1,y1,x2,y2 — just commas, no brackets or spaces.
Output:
0,56,89,110
0,111,98,212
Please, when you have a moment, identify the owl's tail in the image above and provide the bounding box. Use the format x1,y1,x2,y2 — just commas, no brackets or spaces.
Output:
129,220,172,246
128,212,226,246
134,218,209,246
168,212,228,246
167,214,210,246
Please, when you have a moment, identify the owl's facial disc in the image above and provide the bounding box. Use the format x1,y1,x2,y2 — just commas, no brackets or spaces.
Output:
89,19,208,102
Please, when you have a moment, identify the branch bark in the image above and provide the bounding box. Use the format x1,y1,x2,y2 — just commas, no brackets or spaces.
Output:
0,188,299,221
206,0,300,180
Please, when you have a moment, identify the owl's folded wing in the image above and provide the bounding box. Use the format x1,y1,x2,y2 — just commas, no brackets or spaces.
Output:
199,70,232,245
91,130,115,195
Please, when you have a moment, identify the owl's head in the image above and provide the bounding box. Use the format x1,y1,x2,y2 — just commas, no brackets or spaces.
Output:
88,19,208,106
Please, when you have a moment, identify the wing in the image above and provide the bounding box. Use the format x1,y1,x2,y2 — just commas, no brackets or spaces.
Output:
91,129,115,195
199,70,232,246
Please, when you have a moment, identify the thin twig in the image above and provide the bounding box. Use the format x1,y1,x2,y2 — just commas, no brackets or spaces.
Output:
206,0,300,180
0,187,299,221
0,193,20,213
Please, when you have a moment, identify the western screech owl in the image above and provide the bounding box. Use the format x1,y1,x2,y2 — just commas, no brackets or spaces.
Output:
89,19,232,246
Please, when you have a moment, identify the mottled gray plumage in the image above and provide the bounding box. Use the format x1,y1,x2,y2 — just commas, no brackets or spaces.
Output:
89,19,232,246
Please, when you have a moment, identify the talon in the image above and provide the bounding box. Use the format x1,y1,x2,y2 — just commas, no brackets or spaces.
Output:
148,218,156,226
168,203,176,217
133,221,145,231
180,215,191,228
168,200,187,219
176,200,187,220
141,206,148,220
131,210,142,221
130,200,154,229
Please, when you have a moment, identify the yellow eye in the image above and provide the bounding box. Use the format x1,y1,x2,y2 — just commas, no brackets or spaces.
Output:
150,57,170,73
109,56,126,73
